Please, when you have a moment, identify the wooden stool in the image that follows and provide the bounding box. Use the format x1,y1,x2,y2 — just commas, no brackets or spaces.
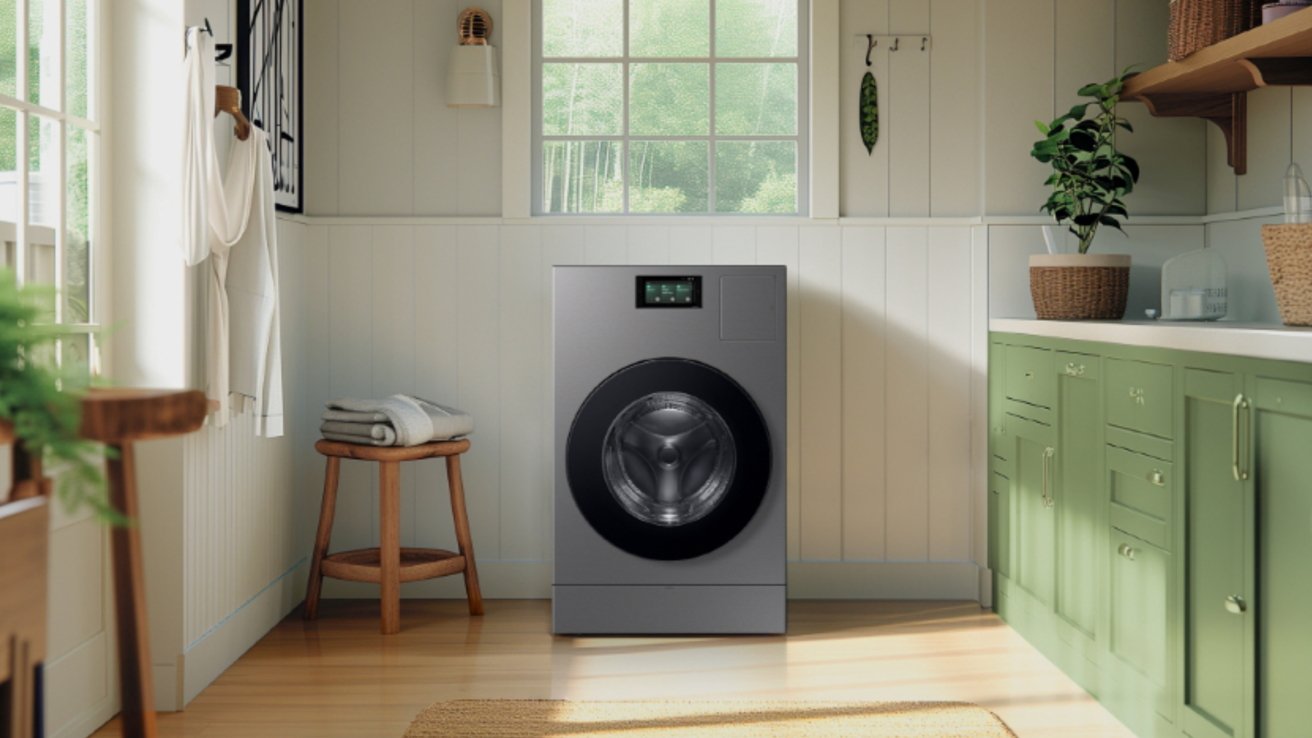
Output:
304,438,484,634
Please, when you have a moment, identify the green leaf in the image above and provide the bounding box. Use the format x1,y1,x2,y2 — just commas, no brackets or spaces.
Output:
860,71,879,155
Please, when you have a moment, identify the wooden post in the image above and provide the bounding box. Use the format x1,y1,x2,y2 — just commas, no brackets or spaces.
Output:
106,442,158,738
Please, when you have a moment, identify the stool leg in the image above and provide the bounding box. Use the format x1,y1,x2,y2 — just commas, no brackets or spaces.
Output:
379,460,402,635
304,456,341,620
446,454,484,616
106,442,159,738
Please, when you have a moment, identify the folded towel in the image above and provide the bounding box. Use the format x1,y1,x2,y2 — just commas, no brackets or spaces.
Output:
320,420,398,445
322,431,396,447
322,409,389,424
323,395,474,446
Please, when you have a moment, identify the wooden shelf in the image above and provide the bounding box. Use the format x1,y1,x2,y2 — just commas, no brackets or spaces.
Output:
1122,8,1312,175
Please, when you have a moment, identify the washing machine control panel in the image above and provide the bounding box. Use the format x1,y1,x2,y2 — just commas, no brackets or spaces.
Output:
636,275,702,308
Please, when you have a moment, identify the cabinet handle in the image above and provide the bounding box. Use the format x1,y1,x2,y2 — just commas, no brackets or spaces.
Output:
1129,387,1145,405
1232,394,1250,482
1118,543,1137,560
1225,595,1247,615
1041,446,1055,508
1149,470,1166,487
1064,362,1085,377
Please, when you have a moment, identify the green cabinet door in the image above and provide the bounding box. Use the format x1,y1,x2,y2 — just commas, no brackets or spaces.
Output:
1010,413,1057,608
990,470,1011,579
1108,528,1172,717
1182,368,1254,738
1055,352,1100,646
1252,376,1312,738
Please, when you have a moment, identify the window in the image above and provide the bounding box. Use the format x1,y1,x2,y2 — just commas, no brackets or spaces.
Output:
534,0,807,215
0,0,100,369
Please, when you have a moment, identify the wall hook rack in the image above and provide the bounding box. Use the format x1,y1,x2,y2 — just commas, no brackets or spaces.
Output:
865,34,875,66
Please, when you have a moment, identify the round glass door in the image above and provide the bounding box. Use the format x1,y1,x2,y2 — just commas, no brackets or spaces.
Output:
567,358,771,560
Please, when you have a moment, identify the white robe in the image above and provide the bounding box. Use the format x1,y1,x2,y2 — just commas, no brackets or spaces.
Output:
180,28,284,437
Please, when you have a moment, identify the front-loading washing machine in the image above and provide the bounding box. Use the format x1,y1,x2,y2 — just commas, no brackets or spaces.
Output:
553,265,786,634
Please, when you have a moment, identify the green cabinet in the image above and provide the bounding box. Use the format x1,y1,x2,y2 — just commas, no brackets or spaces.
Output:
990,331,1312,738
1252,377,1312,738
1181,368,1252,738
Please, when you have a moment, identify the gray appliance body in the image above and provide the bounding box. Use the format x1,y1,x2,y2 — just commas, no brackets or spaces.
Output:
553,265,786,634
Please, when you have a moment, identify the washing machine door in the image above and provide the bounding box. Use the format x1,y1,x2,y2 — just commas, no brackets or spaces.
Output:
566,358,772,560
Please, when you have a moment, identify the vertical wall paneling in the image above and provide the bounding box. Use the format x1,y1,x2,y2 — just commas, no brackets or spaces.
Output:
457,227,503,558
1238,88,1292,211
584,225,627,264
713,226,757,264
888,1,930,217
983,0,1054,215
498,226,548,561
1294,89,1312,174
1054,0,1112,117
1206,123,1239,213
371,227,418,545
328,226,377,552
1115,0,1207,215
302,0,339,214
667,225,714,264
626,226,670,264
502,0,532,218
969,226,991,581
754,227,802,560
883,227,930,561
838,0,889,217
798,227,844,560
926,227,973,561
336,2,415,215
839,226,887,560
928,0,981,217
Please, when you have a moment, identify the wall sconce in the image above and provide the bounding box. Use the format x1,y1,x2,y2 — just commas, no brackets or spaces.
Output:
446,7,499,108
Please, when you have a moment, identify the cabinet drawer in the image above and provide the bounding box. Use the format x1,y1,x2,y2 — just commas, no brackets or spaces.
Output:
1107,446,1171,520
1106,358,1174,439
1005,345,1055,409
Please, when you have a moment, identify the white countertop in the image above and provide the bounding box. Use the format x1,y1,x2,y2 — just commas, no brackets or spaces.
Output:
990,318,1312,365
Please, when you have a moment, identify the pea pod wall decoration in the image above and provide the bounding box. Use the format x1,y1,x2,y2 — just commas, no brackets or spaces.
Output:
860,70,879,155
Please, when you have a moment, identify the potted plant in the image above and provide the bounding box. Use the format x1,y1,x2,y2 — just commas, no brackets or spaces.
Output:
1029,68,1141,320
0,268,108,515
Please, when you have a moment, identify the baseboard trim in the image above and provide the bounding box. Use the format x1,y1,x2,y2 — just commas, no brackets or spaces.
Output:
320,561,984,601
175,560,308,708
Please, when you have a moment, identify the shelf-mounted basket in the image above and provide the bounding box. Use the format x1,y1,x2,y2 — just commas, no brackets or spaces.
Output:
1168,0,1263,60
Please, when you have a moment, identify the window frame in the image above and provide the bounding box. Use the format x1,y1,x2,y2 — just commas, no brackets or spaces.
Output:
531,0,809,216
2,0,101,371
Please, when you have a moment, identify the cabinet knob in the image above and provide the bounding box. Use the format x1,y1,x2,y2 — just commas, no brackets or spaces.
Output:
1118,544,1136,561
1149,470,1166,487
1064,362,1085,377
1224,595,1247,615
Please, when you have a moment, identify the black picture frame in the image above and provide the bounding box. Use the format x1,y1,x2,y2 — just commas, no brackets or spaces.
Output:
237,0,304,213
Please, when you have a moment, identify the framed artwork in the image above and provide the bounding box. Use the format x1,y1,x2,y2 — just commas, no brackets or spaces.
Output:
237,0,303,213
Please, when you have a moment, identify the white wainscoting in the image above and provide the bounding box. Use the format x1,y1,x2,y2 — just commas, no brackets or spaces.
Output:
280,218,991,600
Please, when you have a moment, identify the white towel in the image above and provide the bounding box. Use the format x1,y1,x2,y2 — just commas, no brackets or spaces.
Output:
323,395,473,446
320,420,397,446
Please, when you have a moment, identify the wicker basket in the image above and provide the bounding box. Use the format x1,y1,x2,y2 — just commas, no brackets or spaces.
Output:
1261,224,1312,326
1168,0,1262,61
1029,254,1131,320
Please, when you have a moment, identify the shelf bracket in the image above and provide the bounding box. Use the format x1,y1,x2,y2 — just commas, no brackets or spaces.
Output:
1238,57,1312,87
1135,91,1247,175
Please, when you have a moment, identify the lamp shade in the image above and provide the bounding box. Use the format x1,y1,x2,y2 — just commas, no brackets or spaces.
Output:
446,45,499,107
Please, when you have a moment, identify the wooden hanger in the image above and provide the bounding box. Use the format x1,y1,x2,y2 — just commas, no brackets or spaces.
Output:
215,84,251,141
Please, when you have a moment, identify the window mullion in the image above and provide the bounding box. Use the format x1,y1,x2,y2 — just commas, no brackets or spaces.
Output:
622,0,630,214
15,0,28,286
55,0,67,328
708,0,717,213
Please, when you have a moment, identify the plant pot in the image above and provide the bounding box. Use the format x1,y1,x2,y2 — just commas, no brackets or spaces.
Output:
1261,224,1312,326
1029,253,1131,320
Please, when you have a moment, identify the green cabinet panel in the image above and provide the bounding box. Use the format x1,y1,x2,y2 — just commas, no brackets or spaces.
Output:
990,471,1011,579
1055,352,1100,643
1005,344,1055,410
1106,358,1175,439
1182,368,1252,738
1252,378,1312,738
1109,527,1171,718
1010,414,1056,608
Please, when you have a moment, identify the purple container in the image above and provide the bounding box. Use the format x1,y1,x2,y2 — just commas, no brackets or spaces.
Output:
1263,2,1312,23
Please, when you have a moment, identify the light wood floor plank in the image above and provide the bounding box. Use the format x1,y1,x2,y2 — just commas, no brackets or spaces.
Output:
92,601,1132,738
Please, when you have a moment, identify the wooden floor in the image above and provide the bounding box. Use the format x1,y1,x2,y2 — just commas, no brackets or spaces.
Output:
92,600,1133,738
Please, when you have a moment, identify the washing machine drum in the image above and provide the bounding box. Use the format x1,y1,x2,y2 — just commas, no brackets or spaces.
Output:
566,358,772,560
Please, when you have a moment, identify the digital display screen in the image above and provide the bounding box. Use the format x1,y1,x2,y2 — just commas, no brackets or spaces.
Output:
637,276,702,308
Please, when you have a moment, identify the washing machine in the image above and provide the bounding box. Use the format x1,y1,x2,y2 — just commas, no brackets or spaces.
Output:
553,265,786,635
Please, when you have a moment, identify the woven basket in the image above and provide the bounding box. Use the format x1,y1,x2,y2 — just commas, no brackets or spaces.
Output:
1168,0,1262,61
1029,254,1131,320
1261,224,1312,326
